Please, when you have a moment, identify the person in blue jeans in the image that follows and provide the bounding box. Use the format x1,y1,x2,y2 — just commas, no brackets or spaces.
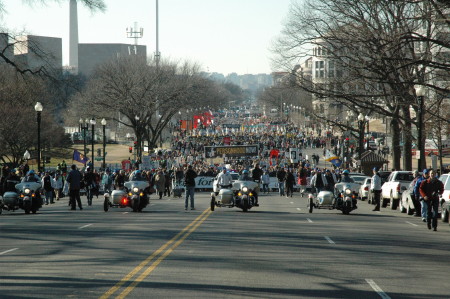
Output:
276,167,286,196
184,165,197,210
414,169,429,222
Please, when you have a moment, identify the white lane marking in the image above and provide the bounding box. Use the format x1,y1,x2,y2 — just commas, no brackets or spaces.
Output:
79,224,93,229
366,279,391,299
324,236,335,244
0,248,19,255
290,202,294,204
406,221,418,227
307,218,313,223
296,208,301,211
123,212,129,214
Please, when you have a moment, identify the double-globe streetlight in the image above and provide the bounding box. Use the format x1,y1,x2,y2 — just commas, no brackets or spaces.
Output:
79,118,90,163
34,102,43,172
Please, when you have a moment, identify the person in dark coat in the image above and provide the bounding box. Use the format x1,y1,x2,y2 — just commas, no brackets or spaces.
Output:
184,165,197,210
66,164,83,210
285,169,296,198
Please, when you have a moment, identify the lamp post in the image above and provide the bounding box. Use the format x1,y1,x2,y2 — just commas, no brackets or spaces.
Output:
81,118,90,161
415,85,425,170
358,113,365,159
364,115,370,149
101,118,107,170
90,118,96,169
135,115,140,162
34,102,43,172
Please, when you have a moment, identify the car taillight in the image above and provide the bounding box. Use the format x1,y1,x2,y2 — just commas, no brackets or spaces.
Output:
122,197,128,205
397,185,400,192
364,187,368,191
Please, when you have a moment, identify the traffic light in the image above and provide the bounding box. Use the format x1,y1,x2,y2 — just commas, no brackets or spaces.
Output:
129,146,133,153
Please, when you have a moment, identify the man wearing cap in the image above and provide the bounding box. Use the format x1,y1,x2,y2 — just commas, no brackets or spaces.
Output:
414,169,430,222
370,167,382,211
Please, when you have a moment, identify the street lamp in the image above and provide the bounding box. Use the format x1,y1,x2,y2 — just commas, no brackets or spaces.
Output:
358,113,365,159
34,102,43,172
90,118,96,169
135,115,140,162
101,118,107,169
415,85,425,170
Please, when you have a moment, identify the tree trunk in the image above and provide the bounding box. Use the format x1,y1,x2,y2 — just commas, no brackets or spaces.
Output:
401,106,412,171
391,117,401,170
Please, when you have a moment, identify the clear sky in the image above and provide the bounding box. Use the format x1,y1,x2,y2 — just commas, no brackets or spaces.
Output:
0,0,293,75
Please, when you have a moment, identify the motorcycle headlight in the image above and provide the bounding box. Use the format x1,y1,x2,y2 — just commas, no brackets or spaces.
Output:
24,188,31,194
345,189,352,195
242,187,249,193
133,187,139,193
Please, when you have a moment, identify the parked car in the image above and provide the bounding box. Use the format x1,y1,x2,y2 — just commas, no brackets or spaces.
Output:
358,178,371,201
399,180,419,215
381,171,414,210
438,174,450,223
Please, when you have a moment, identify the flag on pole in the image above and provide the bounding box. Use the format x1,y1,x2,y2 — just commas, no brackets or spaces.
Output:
325,149,342,167
73,149,89,164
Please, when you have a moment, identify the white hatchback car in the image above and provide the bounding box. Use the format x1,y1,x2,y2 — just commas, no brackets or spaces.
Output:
358,177,372,201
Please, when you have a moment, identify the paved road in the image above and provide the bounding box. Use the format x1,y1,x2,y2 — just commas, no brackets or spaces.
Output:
1,191,449,298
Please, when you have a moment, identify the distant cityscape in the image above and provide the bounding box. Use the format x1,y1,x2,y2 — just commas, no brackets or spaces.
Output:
202,72,273,97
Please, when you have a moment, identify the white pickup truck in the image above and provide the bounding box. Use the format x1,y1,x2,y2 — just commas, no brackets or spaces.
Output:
381,171,415,210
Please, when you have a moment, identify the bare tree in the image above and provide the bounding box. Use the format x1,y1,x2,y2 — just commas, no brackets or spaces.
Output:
272,0,450,170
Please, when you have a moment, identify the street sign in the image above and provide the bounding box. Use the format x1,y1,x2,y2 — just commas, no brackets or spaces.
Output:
95,157,103,161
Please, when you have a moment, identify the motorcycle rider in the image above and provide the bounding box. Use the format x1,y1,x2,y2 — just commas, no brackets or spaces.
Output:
216,168,233,189
83,166,95,206
21,170,43,207
239,169,259,206
22,170,40,183
340,170,353,183
324,169,336,192
310,168,325,193
3,169,20,193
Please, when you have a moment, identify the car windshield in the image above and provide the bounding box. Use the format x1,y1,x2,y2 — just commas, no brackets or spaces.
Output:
341,176,354,183
352,176,366,184
231,173,239,180
129,174,146,181
396,173,414,181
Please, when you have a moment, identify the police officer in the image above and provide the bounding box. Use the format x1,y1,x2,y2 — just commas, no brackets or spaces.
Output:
370,167,382,211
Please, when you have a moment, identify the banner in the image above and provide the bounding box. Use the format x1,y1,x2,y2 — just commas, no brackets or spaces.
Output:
204,145,259,158
289,148,299,163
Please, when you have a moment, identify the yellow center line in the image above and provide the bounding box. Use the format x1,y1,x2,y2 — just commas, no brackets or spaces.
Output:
116,210,212,298
100,208,211,299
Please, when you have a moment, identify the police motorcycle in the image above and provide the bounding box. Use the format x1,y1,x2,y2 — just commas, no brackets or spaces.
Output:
1,171,43,214
103,170,150,212
211,170,259,212
308,170,358,214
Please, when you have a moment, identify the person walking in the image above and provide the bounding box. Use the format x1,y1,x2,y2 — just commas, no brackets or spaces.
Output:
370,167,382,211
261,171,270,194
66,165,83,210
154,170,166,199
53,172,63,201
285,169,296,198
414,169,430,222
184,165,197,210
41,172,54,205
276,167,286,196
419,169,444,231
101,169,113,194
